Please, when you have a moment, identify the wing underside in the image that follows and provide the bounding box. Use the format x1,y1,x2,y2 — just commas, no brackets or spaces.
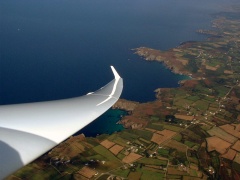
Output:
0,66,123,179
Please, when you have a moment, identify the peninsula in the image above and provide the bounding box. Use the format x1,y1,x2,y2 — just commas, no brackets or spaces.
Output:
7,5,240,180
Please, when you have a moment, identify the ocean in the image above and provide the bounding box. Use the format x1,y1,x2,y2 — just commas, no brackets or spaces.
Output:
0,0,237,136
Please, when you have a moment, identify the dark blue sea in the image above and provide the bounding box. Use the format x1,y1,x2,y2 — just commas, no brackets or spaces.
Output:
0,0,237,136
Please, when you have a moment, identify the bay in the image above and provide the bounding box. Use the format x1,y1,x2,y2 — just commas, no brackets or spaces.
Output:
78,109,127,137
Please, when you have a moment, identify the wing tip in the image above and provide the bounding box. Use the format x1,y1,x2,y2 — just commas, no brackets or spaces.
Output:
110,66,121,80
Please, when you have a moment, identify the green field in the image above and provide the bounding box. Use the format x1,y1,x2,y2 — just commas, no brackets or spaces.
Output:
158,148,169,157
186,96,200,101
163,124,183,132
173,99,194,108
120,131,139,141
203,96,216,102
147,123,164,131
150,115,160,121
111,136,129,147
131,129,153,141
184,140,198,148
139,137,151,145
138,158,167,166
112,168,130,178
30,166,62,180
93,145,119,162
173,134,182,142
194,100,209,111
167,174,182,179
86,154,106,161
214,85,229,97
117,153,125,160
141,170,165,180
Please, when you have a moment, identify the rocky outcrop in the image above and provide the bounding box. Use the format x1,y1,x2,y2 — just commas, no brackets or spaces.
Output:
133,47,189,76
113,99,139,112
196,29,220,36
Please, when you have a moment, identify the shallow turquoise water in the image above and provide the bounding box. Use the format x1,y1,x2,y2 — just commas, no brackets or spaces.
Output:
78,109,127,137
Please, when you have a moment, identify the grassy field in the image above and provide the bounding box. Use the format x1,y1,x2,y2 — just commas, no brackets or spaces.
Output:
120,131,139,141
200,124,212,131
138,157,167,166
186,96,200,101
110,136,128,147
210,153,220,170
141,170,165,180
167,174,182,179
188,157,199,164
59,174,73,180
139,137,151,145
182,129,201,141
184,140,198,148
131,129,153,141
14,165,39,179
203,96,216,102
207,127,237,144
30,166,61,180
214,85,230,97
112,168,130,178
158,148,169,157
173,134,182,142
194,100,209,111
171,89,187,97
173,98,194,108
93,145,119,162
150,116,160,121
117,153,125,160
86,154,106,161
146,123,164,131
166,140,187,153
163,124,183,132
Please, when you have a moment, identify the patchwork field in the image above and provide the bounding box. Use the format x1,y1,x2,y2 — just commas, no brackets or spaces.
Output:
151,129,176,145
100,139,115,149
207,127,237,144
122,153,142,163
232,140,240,152
222,148,237,160
220,124,240,138
77,166,97,179
109,144,124,155
206,136,231,154
165,140,187,153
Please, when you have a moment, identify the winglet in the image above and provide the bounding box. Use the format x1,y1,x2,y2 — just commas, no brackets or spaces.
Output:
0,66,123,179
111,66,120,80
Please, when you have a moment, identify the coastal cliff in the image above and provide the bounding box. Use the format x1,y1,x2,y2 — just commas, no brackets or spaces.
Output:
112,99,139,112
133,47,190,76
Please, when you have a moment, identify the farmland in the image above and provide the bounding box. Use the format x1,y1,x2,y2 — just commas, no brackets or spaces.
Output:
7,4,240,180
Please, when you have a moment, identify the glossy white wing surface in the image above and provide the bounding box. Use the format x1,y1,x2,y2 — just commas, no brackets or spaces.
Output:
0,66,123,179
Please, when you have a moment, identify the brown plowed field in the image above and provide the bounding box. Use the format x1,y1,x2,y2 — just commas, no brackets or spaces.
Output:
221,148,237,160
109,144,124,155
232,140,240,152
122,152,142,163
100,139,115,149
206,136,231,154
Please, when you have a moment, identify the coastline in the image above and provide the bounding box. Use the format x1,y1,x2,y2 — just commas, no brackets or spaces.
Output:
9,2,240,179
114,8,239,131
132,45,194,79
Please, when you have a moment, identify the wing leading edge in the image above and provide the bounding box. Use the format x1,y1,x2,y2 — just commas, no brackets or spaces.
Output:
0,66,123,179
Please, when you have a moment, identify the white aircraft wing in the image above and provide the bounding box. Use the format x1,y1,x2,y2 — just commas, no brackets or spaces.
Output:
0,66,123,179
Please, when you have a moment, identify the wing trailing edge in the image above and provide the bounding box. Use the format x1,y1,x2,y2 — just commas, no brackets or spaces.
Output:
0,66,123,179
